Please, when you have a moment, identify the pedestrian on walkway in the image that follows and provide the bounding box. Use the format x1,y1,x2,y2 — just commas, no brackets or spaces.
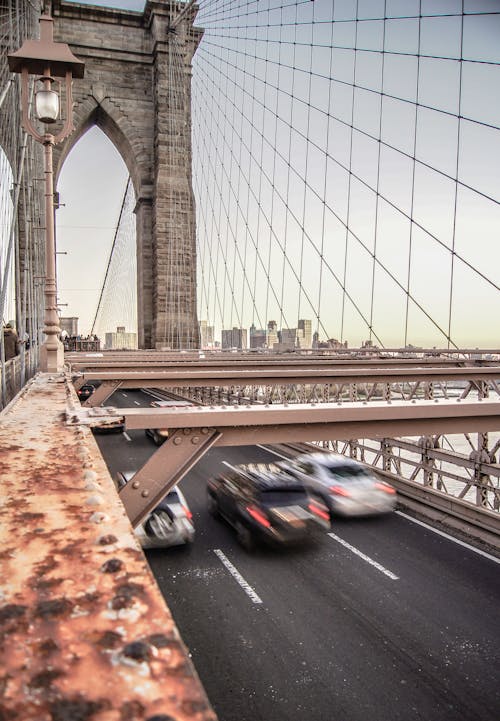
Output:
3,323,19,360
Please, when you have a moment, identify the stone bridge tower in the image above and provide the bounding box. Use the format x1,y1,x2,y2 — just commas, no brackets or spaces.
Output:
51,0,203,349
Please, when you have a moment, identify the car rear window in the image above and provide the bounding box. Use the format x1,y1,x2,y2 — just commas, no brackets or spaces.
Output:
259,488,308,506
326,464,370,479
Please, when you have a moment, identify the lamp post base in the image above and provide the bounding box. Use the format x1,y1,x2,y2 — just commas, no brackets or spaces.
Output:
39,338,65,373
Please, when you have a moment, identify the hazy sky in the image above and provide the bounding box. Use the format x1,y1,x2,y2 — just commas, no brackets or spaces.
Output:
8,0,500,347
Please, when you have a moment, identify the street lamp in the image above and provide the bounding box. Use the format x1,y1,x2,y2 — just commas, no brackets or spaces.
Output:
8,14,84,372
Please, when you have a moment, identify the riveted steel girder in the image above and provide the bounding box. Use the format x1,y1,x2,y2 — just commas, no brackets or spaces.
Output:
118,427,221,527
71,398,500,443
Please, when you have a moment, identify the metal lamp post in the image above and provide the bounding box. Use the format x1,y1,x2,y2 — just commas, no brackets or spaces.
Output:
8,14,84,372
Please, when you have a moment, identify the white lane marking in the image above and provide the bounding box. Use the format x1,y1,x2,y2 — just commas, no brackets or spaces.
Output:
213,549,263,604
396,511,500,565
134,400,141,405
260,447,500,566
122,393,128,397
123,432,132,442
328,532,399,580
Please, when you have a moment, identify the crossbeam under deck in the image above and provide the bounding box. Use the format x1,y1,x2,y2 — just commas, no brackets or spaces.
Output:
73,365,500,407
71,396,500,529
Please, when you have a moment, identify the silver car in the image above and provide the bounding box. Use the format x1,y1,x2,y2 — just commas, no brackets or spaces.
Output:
281,452,397,518
116,472,195,548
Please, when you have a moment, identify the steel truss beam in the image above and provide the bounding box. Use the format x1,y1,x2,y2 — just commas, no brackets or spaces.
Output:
118,427,221,527
74,366,500,406
70,398,500,526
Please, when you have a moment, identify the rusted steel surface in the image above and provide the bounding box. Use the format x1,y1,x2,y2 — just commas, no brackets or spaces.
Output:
0,373,217,721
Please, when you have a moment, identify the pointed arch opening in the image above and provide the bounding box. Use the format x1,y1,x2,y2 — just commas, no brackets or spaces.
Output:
56,126,138,347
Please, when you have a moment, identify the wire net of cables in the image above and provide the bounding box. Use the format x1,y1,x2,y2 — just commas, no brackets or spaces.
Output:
192,0,500,351
91,177,138,348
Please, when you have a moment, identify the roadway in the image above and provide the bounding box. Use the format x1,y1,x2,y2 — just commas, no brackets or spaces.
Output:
94,389,500,721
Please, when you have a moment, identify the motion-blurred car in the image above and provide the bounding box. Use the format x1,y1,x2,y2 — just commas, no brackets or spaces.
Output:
116,472,194,549
207,463,330,550
280,452,396,518
145,428,169,445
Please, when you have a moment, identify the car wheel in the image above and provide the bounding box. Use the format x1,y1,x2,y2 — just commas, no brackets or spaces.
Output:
235,521,254,551
207,493,219,518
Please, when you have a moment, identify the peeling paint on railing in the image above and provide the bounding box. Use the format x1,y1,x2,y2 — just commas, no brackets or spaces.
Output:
0,372,217,721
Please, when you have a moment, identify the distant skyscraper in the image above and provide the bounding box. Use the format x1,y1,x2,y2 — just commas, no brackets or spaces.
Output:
250,323,266,348
297,319,312,348
105,326,137,350
267,320,278,348
221,327,247,349
199,320,215,348
279,327,298,349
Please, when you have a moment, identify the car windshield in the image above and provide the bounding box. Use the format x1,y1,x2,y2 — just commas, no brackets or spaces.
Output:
325,464,371,481
259,488,307,506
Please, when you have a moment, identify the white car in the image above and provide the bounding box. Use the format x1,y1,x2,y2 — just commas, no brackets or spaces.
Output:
281,452,397,518
116,472,195,548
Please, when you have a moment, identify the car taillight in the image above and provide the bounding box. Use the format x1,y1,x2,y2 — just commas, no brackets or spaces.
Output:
329,485,351,497
246,505,271,528
375,482,396,494
308,501,330,521
182,505,193,520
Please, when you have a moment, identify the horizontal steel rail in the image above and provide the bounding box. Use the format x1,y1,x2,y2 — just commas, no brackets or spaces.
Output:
77,366,500,386
72,366,500,410
65,348,500,361
66,350,500,375
73,398,500,440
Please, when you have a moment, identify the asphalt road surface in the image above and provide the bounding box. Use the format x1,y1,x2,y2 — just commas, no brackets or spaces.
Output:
95,389,500,721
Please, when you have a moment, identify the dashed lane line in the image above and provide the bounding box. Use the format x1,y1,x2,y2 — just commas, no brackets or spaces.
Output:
213,549,263,604
396,511,500,564
328,532,399,580
259,446,499,566
123,432,132,442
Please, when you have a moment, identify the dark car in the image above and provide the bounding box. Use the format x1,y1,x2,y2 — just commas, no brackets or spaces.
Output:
207,463,330,550
77,383,95,402
145,428,169,446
